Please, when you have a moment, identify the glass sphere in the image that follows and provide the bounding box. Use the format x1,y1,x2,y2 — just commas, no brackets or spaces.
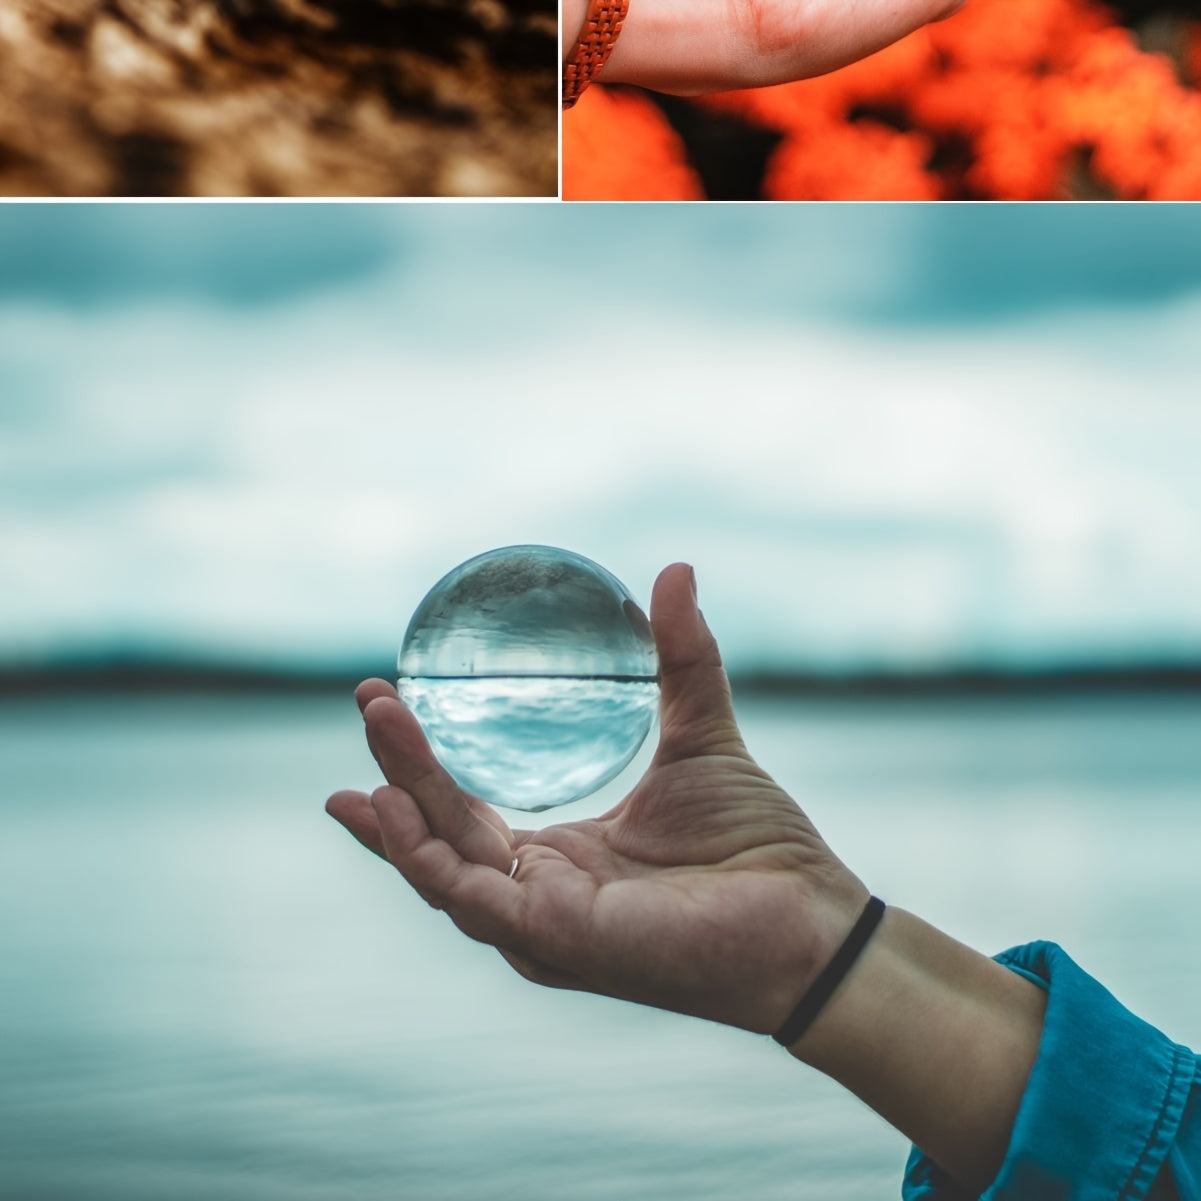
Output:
398,545,659,812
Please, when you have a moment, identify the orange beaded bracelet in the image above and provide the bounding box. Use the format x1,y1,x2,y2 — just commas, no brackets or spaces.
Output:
562,0,630,109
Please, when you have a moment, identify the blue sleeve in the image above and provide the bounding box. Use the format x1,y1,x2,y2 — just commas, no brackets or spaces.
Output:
902,941,1201,1201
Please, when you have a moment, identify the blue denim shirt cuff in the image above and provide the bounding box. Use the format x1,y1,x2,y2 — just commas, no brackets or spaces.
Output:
902,941,1196,1201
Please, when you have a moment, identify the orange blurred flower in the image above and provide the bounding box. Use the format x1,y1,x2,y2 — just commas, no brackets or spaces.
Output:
562,86,704,201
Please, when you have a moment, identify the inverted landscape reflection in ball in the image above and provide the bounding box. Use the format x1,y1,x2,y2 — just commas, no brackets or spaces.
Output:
398,545,659,813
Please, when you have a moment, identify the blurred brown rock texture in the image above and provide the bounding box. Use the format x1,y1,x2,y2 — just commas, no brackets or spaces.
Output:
0,0,556,196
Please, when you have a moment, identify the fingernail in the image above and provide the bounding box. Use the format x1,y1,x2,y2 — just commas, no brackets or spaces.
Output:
688,565,697,600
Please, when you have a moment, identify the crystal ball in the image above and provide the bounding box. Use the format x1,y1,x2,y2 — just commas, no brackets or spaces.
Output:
398,545,659,812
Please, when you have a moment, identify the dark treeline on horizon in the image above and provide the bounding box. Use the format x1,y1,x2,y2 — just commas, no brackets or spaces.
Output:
5,658,1201,698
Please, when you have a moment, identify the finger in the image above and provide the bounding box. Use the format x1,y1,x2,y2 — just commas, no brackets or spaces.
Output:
649,563,745,762
371,785,524,946
362,696,514,874
325,789,388,860
465,793,517,841
356,677,511,845
497,947,584,992
355,678,397,717
326,789,513,870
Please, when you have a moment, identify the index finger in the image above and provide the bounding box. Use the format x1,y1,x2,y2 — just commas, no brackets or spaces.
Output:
363,695,514,874
355,678,397,714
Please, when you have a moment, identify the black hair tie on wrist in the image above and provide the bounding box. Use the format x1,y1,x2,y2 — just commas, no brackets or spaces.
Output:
772,895,886,1048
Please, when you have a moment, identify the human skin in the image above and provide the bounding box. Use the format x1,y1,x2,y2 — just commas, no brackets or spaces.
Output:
327,562,1046,1193
561,0,966,95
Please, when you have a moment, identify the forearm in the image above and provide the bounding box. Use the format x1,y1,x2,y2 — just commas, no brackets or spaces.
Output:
787,907,1047,1194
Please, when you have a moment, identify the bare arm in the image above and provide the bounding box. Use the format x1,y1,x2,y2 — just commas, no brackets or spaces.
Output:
561,0,966,96
794,906,1045,1191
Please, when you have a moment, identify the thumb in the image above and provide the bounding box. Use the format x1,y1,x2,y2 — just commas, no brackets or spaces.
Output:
649,563,745,762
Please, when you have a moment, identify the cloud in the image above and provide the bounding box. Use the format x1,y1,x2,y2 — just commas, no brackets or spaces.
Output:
4,206,1201,673
0,205,405,308
892,206,1201,321
434,205,1201,329
7,205,1201,327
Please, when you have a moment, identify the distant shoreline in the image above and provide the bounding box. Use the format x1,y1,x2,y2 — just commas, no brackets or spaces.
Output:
4,659,1201,698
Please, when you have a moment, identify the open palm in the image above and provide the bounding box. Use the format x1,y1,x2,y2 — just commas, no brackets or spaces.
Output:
327,563,865,1034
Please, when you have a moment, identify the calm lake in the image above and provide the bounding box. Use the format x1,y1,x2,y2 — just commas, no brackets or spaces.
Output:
3,690,1200,1200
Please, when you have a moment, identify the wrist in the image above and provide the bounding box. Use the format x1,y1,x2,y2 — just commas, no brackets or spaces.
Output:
787,908,1047,1192
598,0,700,94
561,0,588,62
597,0,758,96
750,862,870,1037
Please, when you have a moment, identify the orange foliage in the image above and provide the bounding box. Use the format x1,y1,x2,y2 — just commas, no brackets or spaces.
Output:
561,86,704,200
1188,20,1201,87
563,0,1201,199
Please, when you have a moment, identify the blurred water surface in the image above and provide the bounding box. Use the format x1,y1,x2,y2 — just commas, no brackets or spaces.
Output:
2,691,1200,1200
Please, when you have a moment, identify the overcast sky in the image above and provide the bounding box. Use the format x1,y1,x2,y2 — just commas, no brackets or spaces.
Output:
3,204,1201,675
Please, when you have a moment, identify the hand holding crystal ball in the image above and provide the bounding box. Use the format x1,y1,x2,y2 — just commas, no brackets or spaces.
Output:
398,546,660,812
